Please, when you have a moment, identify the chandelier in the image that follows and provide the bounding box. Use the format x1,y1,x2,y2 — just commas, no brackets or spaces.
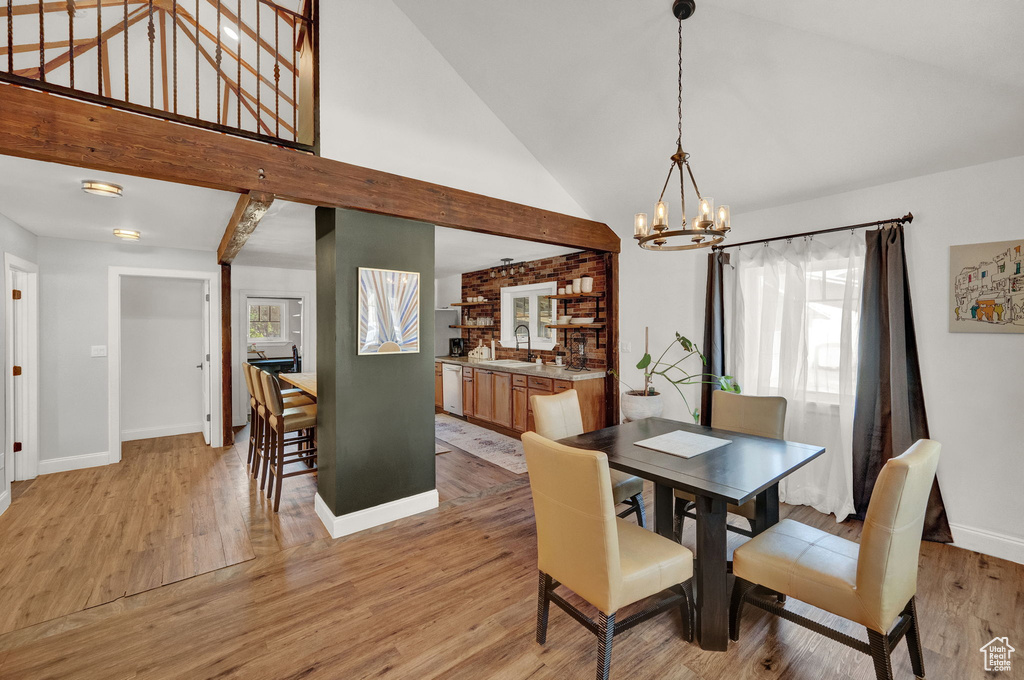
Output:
634,0,731,251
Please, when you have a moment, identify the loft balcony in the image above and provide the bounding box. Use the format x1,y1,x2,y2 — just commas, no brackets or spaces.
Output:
1,0,317,152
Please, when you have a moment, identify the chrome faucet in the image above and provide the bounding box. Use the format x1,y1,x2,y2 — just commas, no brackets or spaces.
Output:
514,324,535,361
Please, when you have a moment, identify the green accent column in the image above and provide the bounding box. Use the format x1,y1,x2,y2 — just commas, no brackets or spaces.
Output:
315,208,436,516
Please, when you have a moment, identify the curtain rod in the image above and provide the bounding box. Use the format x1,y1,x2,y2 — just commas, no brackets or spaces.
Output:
711,212,914,251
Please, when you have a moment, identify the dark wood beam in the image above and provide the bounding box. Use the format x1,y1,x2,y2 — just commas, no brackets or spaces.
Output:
220,263,233,447
0,85,620,253
218,191,275,264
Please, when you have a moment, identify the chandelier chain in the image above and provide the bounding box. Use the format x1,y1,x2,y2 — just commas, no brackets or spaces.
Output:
677,19,683,147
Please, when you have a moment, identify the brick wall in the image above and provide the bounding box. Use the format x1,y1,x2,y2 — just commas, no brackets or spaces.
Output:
456,250,608,369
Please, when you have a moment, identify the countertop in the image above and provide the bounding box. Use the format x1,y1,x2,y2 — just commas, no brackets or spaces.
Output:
435,356,606,382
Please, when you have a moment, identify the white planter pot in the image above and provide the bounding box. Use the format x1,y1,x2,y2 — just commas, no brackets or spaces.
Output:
621,391,663,421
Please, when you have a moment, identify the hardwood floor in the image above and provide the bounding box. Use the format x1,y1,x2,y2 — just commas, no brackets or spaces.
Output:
435,437,522,503
0,433,1019,678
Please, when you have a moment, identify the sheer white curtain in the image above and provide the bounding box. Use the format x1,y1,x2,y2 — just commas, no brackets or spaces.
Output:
723,231,865,520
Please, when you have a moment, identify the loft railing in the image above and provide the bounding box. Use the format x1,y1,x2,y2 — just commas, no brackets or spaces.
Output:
1,0,317,152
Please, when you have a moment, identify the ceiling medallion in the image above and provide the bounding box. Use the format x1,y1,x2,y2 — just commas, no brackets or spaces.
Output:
634,0,731,252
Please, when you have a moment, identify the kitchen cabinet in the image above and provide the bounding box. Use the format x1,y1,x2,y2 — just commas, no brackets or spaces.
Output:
434,363,443,407
512,385,528,432
474,369,494,422
462,367,474,417
492,372,512,429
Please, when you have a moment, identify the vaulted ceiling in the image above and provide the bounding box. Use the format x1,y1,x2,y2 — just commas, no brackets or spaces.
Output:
394,0,1024,233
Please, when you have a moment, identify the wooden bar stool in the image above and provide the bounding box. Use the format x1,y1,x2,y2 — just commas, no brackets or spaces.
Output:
248,365,312,489
259,370,317,512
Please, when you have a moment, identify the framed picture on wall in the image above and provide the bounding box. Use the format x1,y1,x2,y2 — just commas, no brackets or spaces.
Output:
358,267,421,354
949,238,1024,333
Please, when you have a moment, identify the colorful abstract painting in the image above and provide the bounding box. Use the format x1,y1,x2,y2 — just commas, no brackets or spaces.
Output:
949,239,1024,334
358,268,421,354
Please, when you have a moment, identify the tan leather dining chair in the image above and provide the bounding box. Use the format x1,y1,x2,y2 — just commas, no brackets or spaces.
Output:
730,439,941,680
246,364,313,486
523,432,694,680
674,390,787,541
258,371,317,512
532,390,648,528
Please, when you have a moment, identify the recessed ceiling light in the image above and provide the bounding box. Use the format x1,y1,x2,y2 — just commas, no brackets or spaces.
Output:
223,25,239,41
113,229,141,241
82,180,123,197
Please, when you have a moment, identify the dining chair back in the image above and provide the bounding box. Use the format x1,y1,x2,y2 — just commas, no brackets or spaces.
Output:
532,390,647,528
258,369,317,512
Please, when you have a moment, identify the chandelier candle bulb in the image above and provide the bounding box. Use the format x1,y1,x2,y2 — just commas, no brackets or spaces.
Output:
653,200,668,229
717,205,730,231
634,212,649,238
700,197,714,222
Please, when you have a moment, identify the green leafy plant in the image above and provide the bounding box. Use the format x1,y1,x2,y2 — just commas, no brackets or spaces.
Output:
610,328,740,423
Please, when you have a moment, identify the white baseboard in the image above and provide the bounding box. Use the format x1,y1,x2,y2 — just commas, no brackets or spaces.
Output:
0,489,9,516
950,522,1024,565
315,489,440,539
121,423,202,442
38,451,111,476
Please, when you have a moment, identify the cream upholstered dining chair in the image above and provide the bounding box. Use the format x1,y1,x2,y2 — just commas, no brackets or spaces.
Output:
532,390,648,528
729,439,941,680
674,390,787,541
258,371,318,512
523,432,694,680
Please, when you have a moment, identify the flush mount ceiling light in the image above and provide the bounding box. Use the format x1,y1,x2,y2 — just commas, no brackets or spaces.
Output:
113,229,140,240
634,0,732,252
81,180,123,198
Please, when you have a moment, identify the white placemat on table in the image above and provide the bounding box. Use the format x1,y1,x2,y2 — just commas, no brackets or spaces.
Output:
633,430,732,459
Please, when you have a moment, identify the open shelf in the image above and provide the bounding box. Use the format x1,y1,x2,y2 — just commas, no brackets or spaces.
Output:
546,322,606,329
449,325,497,330
544,292,604,300
451,301,494,306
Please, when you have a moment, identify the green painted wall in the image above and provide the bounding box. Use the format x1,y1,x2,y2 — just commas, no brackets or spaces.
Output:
315,208,436,516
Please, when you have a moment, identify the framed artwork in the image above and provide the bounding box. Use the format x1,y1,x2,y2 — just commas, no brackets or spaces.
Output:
949,239,1024,334
358,267,421,354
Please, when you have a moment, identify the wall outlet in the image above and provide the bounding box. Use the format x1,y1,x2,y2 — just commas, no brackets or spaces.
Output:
619,340,632,353
91,345,107,358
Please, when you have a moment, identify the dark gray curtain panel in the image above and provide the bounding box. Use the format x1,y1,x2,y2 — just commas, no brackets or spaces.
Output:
852,225,952,542
700,250,726,426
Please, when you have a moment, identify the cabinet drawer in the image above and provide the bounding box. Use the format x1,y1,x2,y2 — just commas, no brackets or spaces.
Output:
527,376,553,391
512,374,527,388
463,367,474,378
553,380,572,393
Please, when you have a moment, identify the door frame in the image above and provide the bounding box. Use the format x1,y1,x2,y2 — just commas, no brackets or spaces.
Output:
108,267,222,464
4,253,39,488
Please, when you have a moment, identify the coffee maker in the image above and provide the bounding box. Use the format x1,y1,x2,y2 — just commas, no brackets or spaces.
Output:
449,337,467,357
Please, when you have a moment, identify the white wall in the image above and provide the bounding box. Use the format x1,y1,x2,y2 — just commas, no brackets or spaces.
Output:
0,213,38,502
120,276,206,441
37,237,218,465
623,155,1024,562
231,265,316,427
317,0,588,220
434,273,462,357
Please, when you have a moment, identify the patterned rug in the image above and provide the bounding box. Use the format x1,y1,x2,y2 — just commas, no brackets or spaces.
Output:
434,414,527,474
435,442,450,455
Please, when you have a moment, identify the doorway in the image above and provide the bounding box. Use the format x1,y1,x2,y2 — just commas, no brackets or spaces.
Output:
3,253,40,514
107,267,221,463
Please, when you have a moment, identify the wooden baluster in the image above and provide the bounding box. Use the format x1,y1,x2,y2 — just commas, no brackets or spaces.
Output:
215,0,222,123
67,1,74,88
291,19,296,140
194,0,199,118
38,0,44,81
236,0,241,129
255,0,261,134
7,0,13,73
172,0,177,113
148,0,155,108
123,0,129,100
273,7,278,138
96,0,102,94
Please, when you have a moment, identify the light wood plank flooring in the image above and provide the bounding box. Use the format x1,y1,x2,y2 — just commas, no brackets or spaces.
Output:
0,464,1020,677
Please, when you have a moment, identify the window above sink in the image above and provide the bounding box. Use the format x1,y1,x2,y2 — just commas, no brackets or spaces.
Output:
499,281,557,351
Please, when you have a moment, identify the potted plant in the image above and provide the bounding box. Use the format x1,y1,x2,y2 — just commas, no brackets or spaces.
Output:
611,327,739,422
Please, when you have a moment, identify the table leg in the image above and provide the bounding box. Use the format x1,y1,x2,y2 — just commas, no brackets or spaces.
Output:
695,494,728,651
654,483,674,539
753,483,780,535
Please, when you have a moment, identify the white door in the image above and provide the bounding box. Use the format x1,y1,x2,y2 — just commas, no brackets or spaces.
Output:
201,281,211,445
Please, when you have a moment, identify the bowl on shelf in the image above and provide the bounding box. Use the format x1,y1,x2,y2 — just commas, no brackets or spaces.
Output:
570,317,595,325
557,315,572,325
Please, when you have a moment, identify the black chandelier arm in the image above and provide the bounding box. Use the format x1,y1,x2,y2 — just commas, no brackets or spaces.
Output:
684,161,703,201
657,160,677,203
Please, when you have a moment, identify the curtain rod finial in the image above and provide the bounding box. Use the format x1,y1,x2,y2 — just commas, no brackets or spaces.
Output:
903,212,914,224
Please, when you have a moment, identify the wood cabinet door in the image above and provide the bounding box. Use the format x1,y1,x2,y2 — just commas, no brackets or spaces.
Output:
492,372,512,429
434,365,443,407
513,386,528,432
462,373,474,417
474,369,493,422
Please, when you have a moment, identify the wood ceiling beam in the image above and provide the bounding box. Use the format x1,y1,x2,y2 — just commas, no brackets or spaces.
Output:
204,0,296,76
218,190,274,264
0,85,620,253
0,38,94,56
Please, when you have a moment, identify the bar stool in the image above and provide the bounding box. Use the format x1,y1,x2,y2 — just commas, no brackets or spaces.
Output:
259,370,317,512
247,365,312,486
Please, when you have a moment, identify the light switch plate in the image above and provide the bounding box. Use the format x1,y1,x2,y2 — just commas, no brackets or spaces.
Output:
91,345,107,358
620,340,632,353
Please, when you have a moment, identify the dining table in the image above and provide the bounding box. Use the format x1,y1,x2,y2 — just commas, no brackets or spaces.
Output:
278,372,317,399
558,417,826,651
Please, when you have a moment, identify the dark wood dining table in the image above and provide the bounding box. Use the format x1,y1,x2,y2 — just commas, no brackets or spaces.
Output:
558,417,826,651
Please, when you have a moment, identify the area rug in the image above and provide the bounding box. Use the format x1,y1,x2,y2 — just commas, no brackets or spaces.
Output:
435,442,450,455
434,414,527,474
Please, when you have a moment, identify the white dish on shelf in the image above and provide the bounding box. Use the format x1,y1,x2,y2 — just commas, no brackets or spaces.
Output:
557,316,572,325
570,317,595,325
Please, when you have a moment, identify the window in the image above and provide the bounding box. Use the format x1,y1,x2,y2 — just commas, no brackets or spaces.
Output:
500,281,557,350
998,263,1005,273
248,300,287,343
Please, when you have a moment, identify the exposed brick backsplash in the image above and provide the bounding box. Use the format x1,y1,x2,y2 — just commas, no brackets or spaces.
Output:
457,251,608,370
